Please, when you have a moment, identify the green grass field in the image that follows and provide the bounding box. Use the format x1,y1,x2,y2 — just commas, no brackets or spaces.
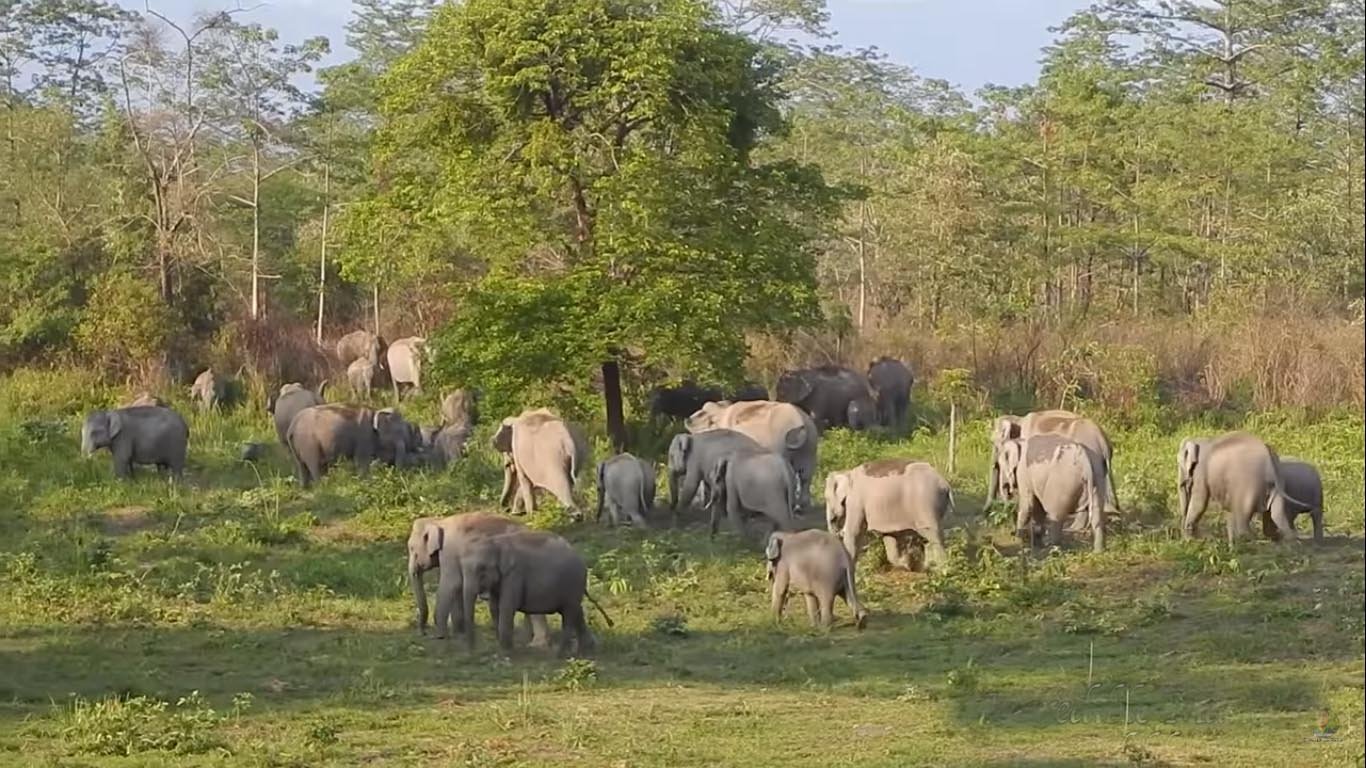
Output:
1,369,1362,767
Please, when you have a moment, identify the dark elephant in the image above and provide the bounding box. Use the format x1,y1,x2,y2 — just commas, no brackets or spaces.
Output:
285,403,409,487
866,357,913,432
649,381,725,420
774,365,877,431
81,405,190,480
730,383,769,401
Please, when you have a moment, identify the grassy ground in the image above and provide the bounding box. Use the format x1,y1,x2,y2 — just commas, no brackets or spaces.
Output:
0,369,1362,767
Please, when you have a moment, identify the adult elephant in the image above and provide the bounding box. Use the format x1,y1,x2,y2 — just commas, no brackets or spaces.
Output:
986,409,1120,528
648,381,724,421
285,403,409,487
666,429,766,525
267,382,325,445
440,389,479,428
81,405,190,480
685,400,818,510
825,459,953,570
866,357,913,432
387,336,426,399
408,513,550,647
336,329,386,367
775,365,876,431
492,408,590,519
1178,432,1308,544
995,435,1109,552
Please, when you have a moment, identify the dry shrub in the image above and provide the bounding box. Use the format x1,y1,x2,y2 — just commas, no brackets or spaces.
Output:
209,312,332,397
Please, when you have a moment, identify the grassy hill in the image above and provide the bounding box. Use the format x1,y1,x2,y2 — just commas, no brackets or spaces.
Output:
0,369,1361,767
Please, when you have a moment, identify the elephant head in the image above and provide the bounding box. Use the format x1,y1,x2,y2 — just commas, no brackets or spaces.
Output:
405,517,444,632
764,531,786,580
774,370,815,405
80,410,122,456
666,434,693,508
458,534,519,649
1177,438,1204,519
373,408,410,466
994,439,1025,501
824,470,852,534
684,401,727,433
985,415,1025,506
491,417,516,454
846,397,876,431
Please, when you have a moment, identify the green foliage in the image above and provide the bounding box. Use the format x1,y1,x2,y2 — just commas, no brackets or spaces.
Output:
549,658,599,691
73,270,172,375
54,690,245,756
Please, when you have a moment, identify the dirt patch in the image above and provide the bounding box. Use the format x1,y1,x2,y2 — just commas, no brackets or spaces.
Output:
100,506,156,535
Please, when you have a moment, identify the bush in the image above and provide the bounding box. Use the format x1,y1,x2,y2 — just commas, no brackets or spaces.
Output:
73,270,172,381
55,691,245,756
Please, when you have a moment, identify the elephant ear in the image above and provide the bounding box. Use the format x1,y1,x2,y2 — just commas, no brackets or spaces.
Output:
1179,440,1200,480
764,533,783,562
423,522,444,560
491,420,514,453
777,372,814,403
107,410,124,440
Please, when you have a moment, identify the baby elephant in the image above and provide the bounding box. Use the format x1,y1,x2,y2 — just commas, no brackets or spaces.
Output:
766,530,867,630
1273,457,1324,542
596,453,656,527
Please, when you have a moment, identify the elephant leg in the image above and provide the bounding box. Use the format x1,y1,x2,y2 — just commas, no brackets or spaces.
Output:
1311,507,1324,543
548,476,579,521
112,444,134,479
726,490,745,538
1267,494,1298,545
495,595,517,653
526,614,552,649
919,527,947,571
1015,494,1035,546
817,591,835,630
803,594,820,627
770,573,789,622
499,459,516,509
557,604,586,657
882,535,911,570
515,468,536,516
1046,516,1064,549
1180,483,1210,540
1260,509,1281,541
842,577,868,629
434,575,458,640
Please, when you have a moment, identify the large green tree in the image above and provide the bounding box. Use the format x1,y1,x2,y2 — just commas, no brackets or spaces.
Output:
354,0,842,446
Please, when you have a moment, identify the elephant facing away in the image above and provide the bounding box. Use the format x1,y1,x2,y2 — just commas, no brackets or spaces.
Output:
440,389,479,429
286,404,408,487
666,429,766,525
81,405,190,480
766,530,867,630
126,392,167,408
493,408,589,519
336,329,386,367
456,529,613,655
189,369,227,411
386,336,426,399
775,366,877,432
686,400,818,510
347,358,376,400
866,357,913,432
409,513,550,647
996,435,1109,552
1178,432,1308,544
267,383,325,445
826,459,953,570
708,448,798,541
987,409,1120,529
1275,457,1324,542
596,453,656,527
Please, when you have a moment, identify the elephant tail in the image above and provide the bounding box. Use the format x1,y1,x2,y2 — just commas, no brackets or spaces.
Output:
596,461,607,522
584,590,614,627
1075,447,1105,551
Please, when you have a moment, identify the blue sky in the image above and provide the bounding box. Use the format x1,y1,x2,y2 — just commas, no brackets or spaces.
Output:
122,0,1092,94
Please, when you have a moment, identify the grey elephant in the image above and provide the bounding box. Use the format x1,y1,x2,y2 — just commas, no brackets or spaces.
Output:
730,383,769,402
666,429,765,525
372,408,421,467
409,513,550,647
825,459,953,570
775,365,877,431
455,528,613,655
995,435,1109,552
866,357,913,432
386,336,426,399
336,329,386,367
126,392,167,408
440,389,479,428
596,453,656,527
708,448,798,540
766,530,867,630
267,382,325,445
189,368,227,411
1275,457,1324,542
81,405,190,480
347,358,375,400
424,424,471,470
649,381,725,420
686,400,818,509
286,403,409,487
493,408,589,519
1178,432,1308,543
987,409,1120,530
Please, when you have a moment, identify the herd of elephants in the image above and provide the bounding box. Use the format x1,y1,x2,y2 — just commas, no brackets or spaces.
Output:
74,330,1328,655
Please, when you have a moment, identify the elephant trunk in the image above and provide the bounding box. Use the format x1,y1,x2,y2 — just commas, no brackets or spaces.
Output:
81,434,95,457
409,566,429,633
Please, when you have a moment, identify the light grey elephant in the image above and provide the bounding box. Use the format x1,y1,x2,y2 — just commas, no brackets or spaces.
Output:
267,382,325,445
596,452,656,527
825,459,953,570
866,356,913,432
386,336,426,400
987,409,1120,531
707,448,798,540
81,405,190,480
775,365,877,432
766,530,867,630
336,329,386,367
686,400,818,510
492,408,589,519
189,368,226,411
126,392,166,408
409,513,550,647
995,435,1108,552
285,403,409,487
347,358,375,400
440,389,479,428
1275,457,1324,542
666,429,766,525
1178,432,1308,543
455,529,613,655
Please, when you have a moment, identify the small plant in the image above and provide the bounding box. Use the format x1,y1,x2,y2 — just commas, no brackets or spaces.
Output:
945,659,979,692
551,658,598,691
650,612,690,638
57,690,229,756
1120,740,1159,765
304,717,341,749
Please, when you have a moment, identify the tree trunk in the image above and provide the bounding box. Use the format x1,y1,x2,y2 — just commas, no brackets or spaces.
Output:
250,145,262,320
602,360,627,453
316,162,330,345
947,401,957,475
